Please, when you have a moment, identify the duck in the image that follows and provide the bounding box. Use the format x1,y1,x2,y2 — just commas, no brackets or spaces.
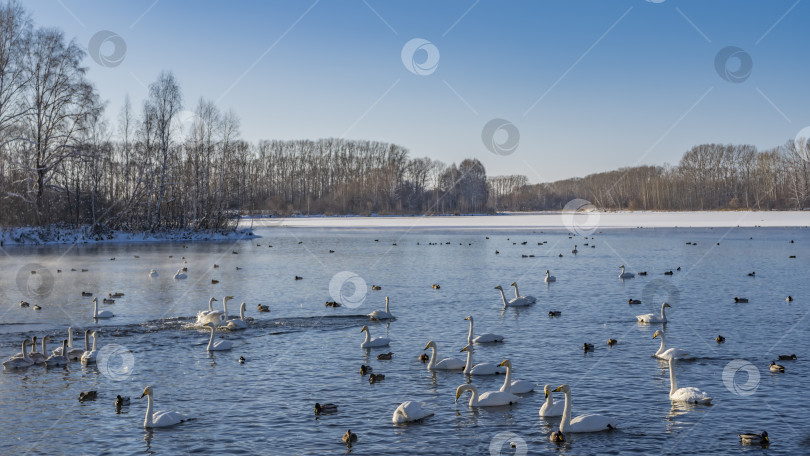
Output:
549,429,565,443
368,373,385,383
78,391,98,402
769,361,785,373
342,430,357,446
81,291,93,297
432,284,441,289
664,270,674,275
777,354,797,360
424,340,464,370
461,345,505,375
716,335,725,343
619,265,635,279
636,302,670,323
103,298,115,304
418,353,429,363
368,297,394,320
376,352,393,360
638,271,648,276
539,384,565,417
583,343,595,352
19,301,30,308
324,301,341,307
455,384,520,407
607,338,618,346
173,269,188,280
115,395,131,410
554,384,618,432
748,271,756,277
371,285,381,290
140,386,189,428
360,325,390,348
465,315,504,344
314,402,338,415
739,431,769,446
257,304,270,312
211,279,219,284
392,401,434,424
734,297,749,303
148,269,159,278
665,357,712,404
544,270,557,283
32,304,42,311
787,296,794,302
548,310,562,317
109,292,124,298
294,275,303,280
359,364,373,375
628,299,641,304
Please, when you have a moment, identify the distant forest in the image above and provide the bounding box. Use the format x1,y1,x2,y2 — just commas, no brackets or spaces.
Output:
1,1,808,232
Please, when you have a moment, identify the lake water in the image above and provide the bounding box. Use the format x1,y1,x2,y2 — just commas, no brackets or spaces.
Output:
1,226,808,455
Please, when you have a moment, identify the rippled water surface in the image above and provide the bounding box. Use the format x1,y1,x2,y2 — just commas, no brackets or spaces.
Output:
1,226,809,455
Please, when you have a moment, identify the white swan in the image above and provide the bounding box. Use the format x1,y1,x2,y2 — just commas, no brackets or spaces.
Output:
495,285,532,308
205,322,233,351
619,265,635,279
652,330,692,360
197,296,232,326
360,325,390,349
45,340,69,367
424,340,464,370
511,282,537,304
92,297,114,319
28,336,48,364
173,269,187,279
461,345,505,375
637,302,670,323
52,328,85,360
666,357,712,404
3,340,33,370
539,384,565,417
368,296,394,320
555,384,618,432
544,270,557,283
465,315,504,344
392,401,434,424
226,302,248,330
498,359,535,394
455,384,520,407
141,386,189,428
148,269,159,278
81,331,99,364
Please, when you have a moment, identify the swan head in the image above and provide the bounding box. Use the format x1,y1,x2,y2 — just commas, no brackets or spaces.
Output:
510,282,517,286
93,297,98,303
543,384,551,398
652,330,662,339
619,265,625,269
209,297,218,303
424,340,435,350
494,285,503,290
361,325,369,333
546,270,550,274
224,295,234,302
455,384,474,402
240,302,246,310
553,384,571,394
460,344,471,352
663,302,672,308
464,315,472,321
140,386,153,398
498,359,512,368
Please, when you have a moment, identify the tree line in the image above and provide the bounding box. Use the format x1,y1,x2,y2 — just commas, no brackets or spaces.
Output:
1,1,808,234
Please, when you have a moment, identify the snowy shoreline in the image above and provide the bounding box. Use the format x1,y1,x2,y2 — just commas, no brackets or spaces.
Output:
247,210,810,229
0,225,259,246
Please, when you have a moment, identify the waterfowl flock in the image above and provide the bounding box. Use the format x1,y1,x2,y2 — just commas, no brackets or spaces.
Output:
1,232,802,453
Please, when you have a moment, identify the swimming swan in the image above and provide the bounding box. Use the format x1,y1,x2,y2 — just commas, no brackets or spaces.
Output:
141,386,189,428
3,340,33,370
93,298,114,319
226,302,248,329
619,265,635,279
665,357,712,404
52,327,85,360
368,297,394,320
205,322,233,351
465,316,504,344
510,282,536,304
554,384,618,432
360,325,390,348
173,269,187,280
45,340,69,367
498,359,535,394
455,384,520,407
495,285,532,308
149,269,159,278
81,331,99,364
461,345,505,375
637,302,670,323
544,270,557,283
652,329,692,360
539,384,565,417
424,340,464,370
392,401,434,423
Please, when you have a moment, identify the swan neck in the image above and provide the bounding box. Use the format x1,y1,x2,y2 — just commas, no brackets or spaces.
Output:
656,333,666,355
67,328,73,347
91,334,97,351
544,389,553,408
93,299,98,318
467,319,473,344
208,298,214,312
41,337,47,353
498,289,507,307
427,344,437,369
463,349,472,374
466,385,479,406
223,300,229,320
661,304,667,320
513,284,519,298
239,304,245,321
385,298,389,314
84,331,90,351
21,340,28,359
144,393,153,427
363,329,371,345
207,325,215,350
501,364,512,392
669,358,678,395
61,340,67,356
561,391,572,433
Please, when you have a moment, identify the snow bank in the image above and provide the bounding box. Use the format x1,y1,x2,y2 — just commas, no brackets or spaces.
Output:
0,225,259,246
249,211,810,229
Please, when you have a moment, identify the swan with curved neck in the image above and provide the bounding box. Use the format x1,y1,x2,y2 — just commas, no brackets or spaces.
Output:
498,359,535,393
637,302,670,323
495,285,532,308
206,322,233,351
81,331,99,364
539,384,564,417
455,384,519,407
392,401,434,423
360,325,390,348
465,316,503,344
461,345,505,375
93,298,114,319
554,384,617,433
45,340,68,367
198,296,232,325
666,357,712,404
619,265,635,279
545,270,556,283
141,386,188,428
510,282,536,303
226,302,248,329
424,340,464,370
368,297,394,320
3,340,33,369
652,329,691,360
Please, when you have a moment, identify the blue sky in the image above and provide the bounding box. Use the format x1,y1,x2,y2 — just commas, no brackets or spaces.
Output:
25,0,808,182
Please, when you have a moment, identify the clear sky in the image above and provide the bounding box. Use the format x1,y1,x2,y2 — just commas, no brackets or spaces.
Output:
24,0,809,183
